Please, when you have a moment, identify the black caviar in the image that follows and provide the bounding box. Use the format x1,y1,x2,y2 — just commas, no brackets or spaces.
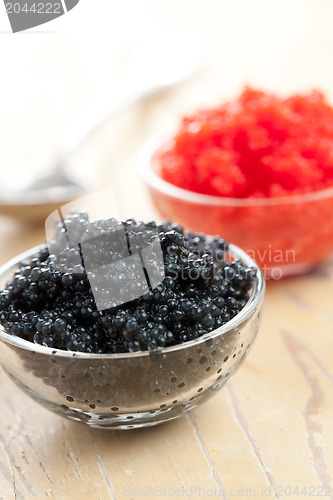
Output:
0,213,257,353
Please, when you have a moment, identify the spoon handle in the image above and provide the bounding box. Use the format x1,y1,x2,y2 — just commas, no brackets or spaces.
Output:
58,82,153,160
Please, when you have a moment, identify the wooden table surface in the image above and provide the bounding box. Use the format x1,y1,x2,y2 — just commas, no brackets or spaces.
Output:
1,1,333,498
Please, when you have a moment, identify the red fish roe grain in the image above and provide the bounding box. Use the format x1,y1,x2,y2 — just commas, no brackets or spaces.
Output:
158,87,333,198
149,88,333,273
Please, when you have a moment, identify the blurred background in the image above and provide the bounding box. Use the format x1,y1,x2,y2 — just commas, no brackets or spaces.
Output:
1,0,333,261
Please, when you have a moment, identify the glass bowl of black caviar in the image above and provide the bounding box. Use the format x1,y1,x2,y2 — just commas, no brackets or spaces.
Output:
0,215,264,429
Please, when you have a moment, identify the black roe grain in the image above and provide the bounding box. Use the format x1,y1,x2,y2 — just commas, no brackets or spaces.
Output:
0,213,257,353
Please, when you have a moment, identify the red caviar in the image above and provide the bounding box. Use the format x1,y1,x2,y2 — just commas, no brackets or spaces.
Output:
150,88,333,274
159,87,333,198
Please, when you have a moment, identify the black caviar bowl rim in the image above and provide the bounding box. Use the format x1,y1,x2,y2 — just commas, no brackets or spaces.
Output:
0,243,265,359
139,133,333,207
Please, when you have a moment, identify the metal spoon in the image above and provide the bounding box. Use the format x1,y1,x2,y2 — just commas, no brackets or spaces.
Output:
0,29,202,221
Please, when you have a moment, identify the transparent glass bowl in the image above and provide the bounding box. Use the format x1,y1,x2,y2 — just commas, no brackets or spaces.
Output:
0,245,264,430
139,134,333,278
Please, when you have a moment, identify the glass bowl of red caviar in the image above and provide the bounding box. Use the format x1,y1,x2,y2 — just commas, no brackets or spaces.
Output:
139,88,333,278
